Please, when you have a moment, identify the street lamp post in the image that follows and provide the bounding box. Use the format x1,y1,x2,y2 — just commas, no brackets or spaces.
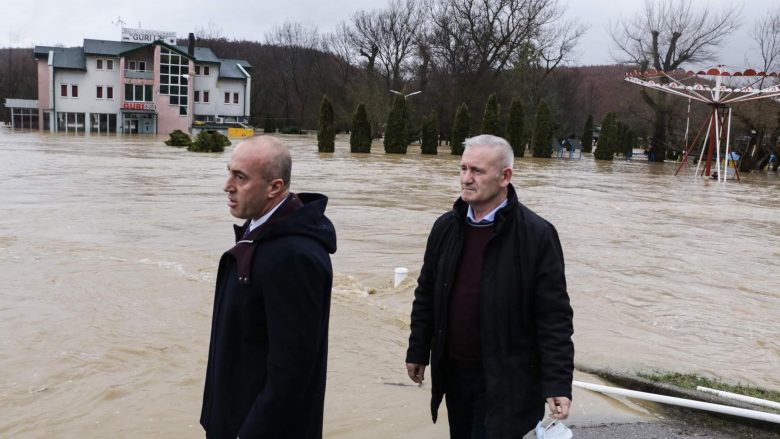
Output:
390,89,422,99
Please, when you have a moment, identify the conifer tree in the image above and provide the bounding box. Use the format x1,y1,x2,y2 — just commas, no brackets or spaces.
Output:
384,95,409,154
451,103,470,155
594,112,617,160
350,103,372,153
317,95,335,153
264,114,276,133
481,93,501,136
532,100,553,158
581,114,594,153
507,98,525,157
421,110,439,155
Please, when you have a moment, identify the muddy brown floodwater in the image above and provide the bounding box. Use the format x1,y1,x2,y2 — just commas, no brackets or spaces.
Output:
0,129,777,437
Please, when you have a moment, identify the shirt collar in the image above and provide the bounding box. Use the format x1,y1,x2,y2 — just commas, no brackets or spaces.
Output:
466,198,508,225
248,196,287,233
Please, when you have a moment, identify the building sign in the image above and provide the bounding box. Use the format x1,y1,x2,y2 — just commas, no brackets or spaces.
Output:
121,28,176,45
123,102,156,111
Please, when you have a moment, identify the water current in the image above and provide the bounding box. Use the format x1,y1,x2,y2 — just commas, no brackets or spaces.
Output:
0,129,777,437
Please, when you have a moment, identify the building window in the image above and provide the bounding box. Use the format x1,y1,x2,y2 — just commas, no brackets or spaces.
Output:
194,65,201,75
125,84,153,102
128,60,136,70
204,66,210,76
96,86,103,99
139,61,146,71
90,113,117,133
107,86,113,99
56,112,86,132
97,59,103,70
233,92,239,104
158,48,189,116
72,85,79,98
107,59,114,70
194,90,200,103
224,92,230,104
203,91,209,103
61,84,67,97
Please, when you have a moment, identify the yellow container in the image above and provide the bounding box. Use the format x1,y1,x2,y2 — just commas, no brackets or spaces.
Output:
227,127,254,138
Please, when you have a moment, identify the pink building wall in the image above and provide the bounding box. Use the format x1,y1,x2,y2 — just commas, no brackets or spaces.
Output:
153,46,194,134
37,59,50,130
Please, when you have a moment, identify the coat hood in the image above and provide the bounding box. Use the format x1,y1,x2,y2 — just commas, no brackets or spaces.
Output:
228,192,336,285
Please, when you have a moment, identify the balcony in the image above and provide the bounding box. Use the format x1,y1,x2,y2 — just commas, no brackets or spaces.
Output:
124,69,154,80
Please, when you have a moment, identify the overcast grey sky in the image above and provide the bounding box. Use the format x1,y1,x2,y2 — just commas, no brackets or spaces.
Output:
1,0,776,68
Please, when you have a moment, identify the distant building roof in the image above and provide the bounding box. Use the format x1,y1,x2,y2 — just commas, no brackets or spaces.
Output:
33,46,86,70
180,46,221,64
33,39,250,74
218,59,252,79
83,39,144,56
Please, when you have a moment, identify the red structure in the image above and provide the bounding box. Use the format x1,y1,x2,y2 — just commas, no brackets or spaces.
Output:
625,67,780,181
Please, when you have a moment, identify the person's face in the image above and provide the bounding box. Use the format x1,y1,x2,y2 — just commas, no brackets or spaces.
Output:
460,145,511,209
223,143,276,220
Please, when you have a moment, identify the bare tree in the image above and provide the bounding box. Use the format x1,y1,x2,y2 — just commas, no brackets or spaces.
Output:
195,21,224,40
323,22,359,84
429,0,573,76
735,7,780,170
350,0,426,90
265,21,323,127
610,0,741,161
751,7,780,73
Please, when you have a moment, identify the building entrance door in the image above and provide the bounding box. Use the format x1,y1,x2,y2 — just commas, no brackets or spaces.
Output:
140,116,154,134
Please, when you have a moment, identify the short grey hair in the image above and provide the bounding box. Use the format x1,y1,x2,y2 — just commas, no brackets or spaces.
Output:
464,134,514,170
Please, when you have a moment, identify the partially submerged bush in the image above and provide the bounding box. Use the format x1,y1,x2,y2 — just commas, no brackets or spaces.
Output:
189,130,231,153
165,129,192,147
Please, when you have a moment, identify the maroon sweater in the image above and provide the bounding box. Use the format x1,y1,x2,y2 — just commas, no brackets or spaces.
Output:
447,222,494,367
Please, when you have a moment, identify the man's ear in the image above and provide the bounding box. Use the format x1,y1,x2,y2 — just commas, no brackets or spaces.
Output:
268,178,285,198
500,167,513,187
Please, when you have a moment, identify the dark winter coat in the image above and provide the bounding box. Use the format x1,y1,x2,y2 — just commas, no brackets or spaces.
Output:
201,193,337,439
406,184,574,438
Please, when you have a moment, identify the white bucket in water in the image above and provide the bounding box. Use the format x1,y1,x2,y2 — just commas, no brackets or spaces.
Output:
394,267,409,287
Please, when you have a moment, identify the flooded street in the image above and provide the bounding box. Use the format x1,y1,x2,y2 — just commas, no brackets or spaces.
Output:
0,129,778,437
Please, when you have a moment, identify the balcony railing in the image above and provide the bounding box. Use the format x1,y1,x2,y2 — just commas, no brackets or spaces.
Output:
124,69,154,80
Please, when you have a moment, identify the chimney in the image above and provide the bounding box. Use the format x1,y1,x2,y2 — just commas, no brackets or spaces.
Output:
188,33,195,56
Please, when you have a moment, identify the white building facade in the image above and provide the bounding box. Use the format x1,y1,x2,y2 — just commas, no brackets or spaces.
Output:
9,29,252,134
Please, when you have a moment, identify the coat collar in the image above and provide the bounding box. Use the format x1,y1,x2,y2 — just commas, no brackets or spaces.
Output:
453,183,520,225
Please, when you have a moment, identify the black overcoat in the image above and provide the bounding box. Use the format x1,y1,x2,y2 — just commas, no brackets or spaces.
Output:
406,184,574,438
201,193,337,439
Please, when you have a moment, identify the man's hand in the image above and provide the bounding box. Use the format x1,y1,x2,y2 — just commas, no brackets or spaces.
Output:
546,396,571,420
406,363,426,385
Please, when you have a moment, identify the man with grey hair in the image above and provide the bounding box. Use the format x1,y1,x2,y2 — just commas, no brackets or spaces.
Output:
201,135,337,438
406,134,574,438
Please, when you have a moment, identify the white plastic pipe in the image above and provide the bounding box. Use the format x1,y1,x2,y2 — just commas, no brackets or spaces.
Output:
697,386,780,411
394,267,408,287
573,380,780,424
